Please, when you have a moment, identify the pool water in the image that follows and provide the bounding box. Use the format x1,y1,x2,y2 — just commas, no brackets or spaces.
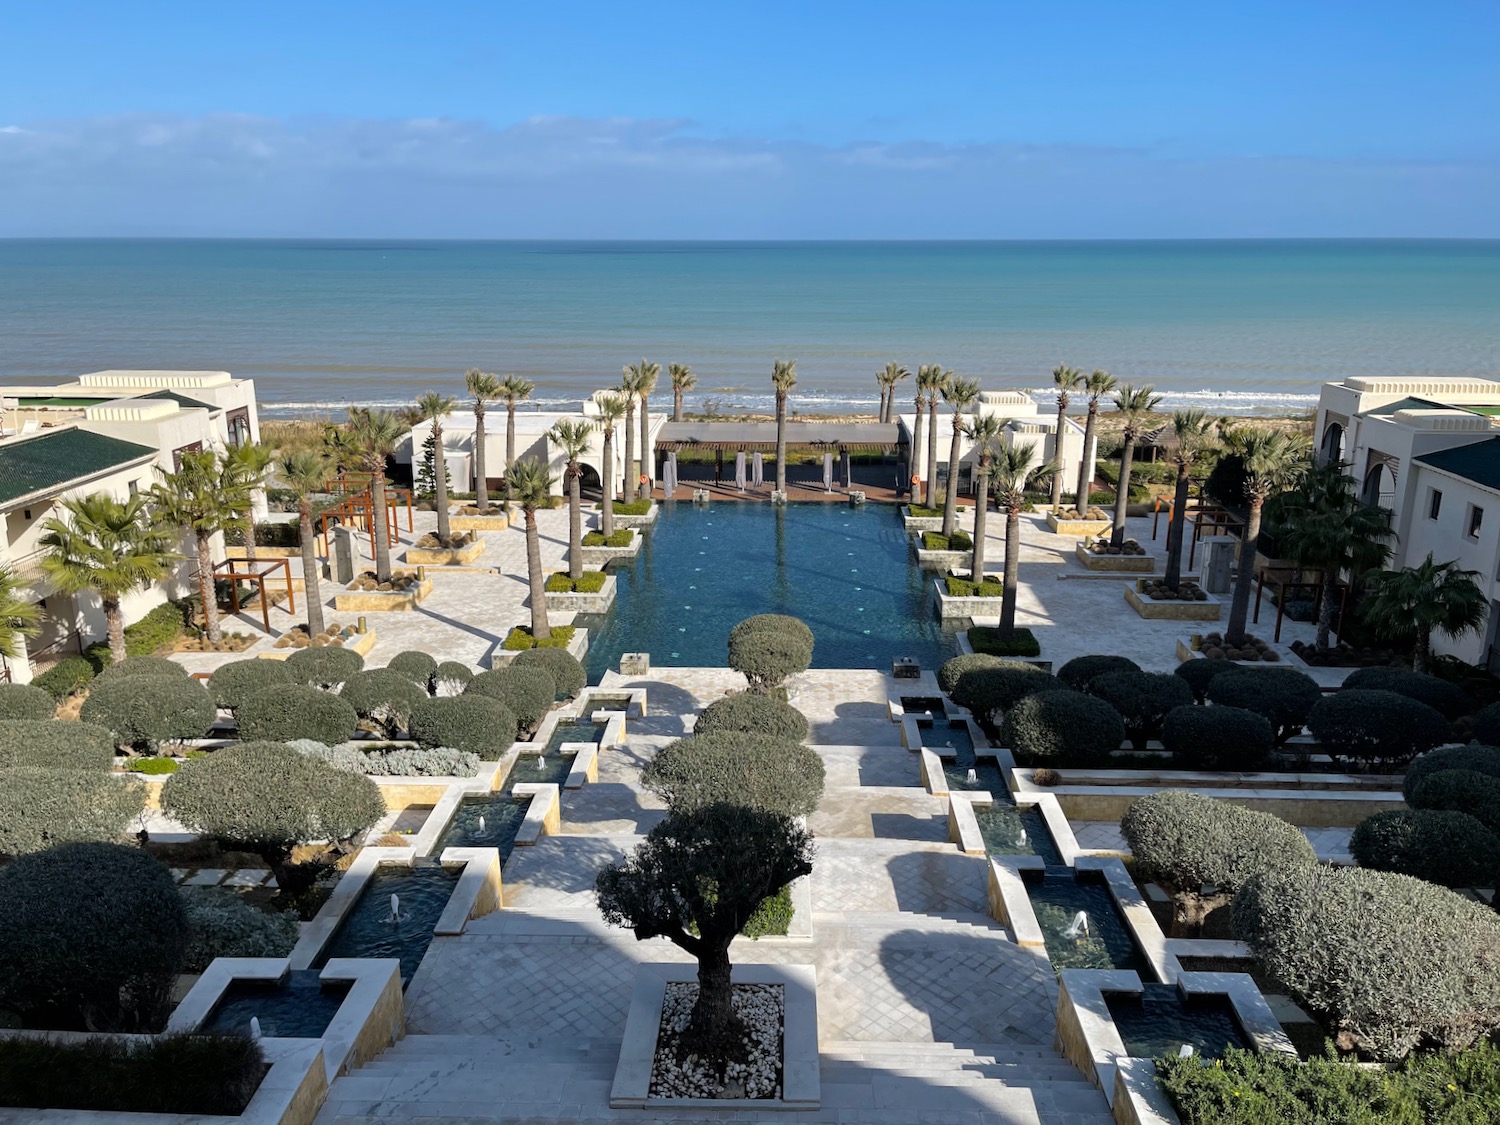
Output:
439,749,575,852
1108,984,1250,1060
1027,871,1147,973
578,502,958,677
202,969,350,1039
977,804,1065,866
316,865,462,984
919,719,975,757
900,696,946,717
541,721,607,756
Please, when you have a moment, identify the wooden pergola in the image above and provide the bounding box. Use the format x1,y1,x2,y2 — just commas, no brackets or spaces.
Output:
213,558,296,633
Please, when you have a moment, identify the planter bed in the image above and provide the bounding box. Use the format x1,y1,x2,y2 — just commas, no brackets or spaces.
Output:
596,501,658,530
542,572,617,614
405,534,485,566
1046,509,1113,537
901,504,960,533
912,542,972,572
932,577,1004,622
1124,582,1222,622
333,572,432,613
448,507,509,532
490,626,589,668
579,528,641,567
1074,541,1156,573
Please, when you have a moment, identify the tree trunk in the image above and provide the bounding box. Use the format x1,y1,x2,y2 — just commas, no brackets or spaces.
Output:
942,421,964,537
1110,435,1135,546
971,466,990,579
371,476,393,584
910,398,925,500
601,430,616,536
104,595,126,664
525,509,551,641
674,388,684,423
197,532,222,645
474,407,489,513
298,501,326,637
433,421,451,541
924,399,939,509
1074,405,1097,513
687,944,745,1069
1226,500,1263,644
1413,629,1432,675
623,401,636,502
505,404,517,511
568,469,583,581
1316,566,1339,652
774,395,788,492
242,509,258,563
1001,506,1022,631
1163,464,1191,591
638,396,651,499
1050,402,1068,511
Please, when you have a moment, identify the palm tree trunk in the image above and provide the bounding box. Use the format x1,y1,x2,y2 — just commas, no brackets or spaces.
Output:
925,400,940,509
524,510,551,640
601,430,616,536
638,396,651,499
568,469,583,581
1226,500,1263,644
1164,465,1191,591
910,400,924,501
674,388,684,423
1001,506,1022,632
474,408,489,513
1413,628,1432,675
242,509,258,563
1316,566,1339,652
433,421,451,542
971,467,990,579
505,404,517,511
623,402,636,502
942,422,965,537
371,477,393,584
196,532,222,645
1110,436,1135,547
775,395,788,492
1074,406,1097,513
879,387,889,425
299,501,326,637
1050,404,1068,511
104,595,126,664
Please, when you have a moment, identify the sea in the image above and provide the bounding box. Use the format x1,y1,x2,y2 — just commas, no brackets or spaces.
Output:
1,239,1497,419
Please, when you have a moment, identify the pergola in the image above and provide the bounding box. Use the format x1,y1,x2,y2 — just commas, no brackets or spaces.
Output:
654,421,902,456
212,557,295,633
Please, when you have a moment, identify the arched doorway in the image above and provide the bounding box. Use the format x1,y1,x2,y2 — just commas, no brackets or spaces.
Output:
1362,462,1395,509
578,463,602,501
1319,421,1345,466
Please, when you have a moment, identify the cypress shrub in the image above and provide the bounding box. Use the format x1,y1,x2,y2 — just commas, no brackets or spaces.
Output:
642,732,826,817
693,692,811,742
408,695,518,760
1160,705,1274,770
234,684,358,745
283,645,364,688
1057,654,1140,692
0,767,145,856
1088,670,1193,748
385,650,439,690
1343,666,1473,721
512,647,587,700
208,658,292,711
465,667,557,732
79,674,216,751
0,719,115,770
1306,689,1450,769
1000,689,1124,766
1205,668,1321,743
0,683,56,720
1173,657,1234,704
1350,808,1500,888
338,668,429,734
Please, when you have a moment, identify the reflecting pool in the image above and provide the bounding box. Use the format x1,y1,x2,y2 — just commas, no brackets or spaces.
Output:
202,969,350,1039
316,865,461,985
1108,984,1250,1060
1027,871,1147,973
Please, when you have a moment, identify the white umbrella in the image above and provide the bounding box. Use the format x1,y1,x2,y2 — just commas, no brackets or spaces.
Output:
735,451,747,491
823,453,834,492
664,452,678,498
752,451,764,488
840,449,852,489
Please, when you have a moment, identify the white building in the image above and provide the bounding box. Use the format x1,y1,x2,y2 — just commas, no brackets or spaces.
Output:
896,390,1086,497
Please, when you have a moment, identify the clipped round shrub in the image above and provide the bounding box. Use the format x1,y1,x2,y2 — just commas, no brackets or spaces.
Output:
31,654,96,700
1307,689,1450,769
1232,864,1500,1059
1350,809,1500,887
512,647,587,700
1403,743,1500,802
408,695,518,760
1000,690,1124,766
283,645,364,687
937,653,1005,697
79,674,215,750
235,684,357,745
1088,670,1193,748
1343,666,1473,721
1408,768,1500,835
1057,654,1141,692
1173,657,1235,703
728,614,815,650
0,719,115,770
1205,668,1321,742
1470,703,1500,747
338,669,428,732
1160,705,1274,770
727,626,813,694
208,659,292,711
385,650,438,689
465,667,557,731
642,732,826,817
0,683,55,720
693,692,810,742
0,767,146,856
954,662,1062,722
435,660,473,694
93,655,189,682
179,888,299,973
163,741,384,856
1123,791,1316,933
0,842,189,1030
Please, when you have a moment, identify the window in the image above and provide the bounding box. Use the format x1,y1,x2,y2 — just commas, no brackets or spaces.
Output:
1468,504,1484,540
127,481,139,497
1429,489,1443,520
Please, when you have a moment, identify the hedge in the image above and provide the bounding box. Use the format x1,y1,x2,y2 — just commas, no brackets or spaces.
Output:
642,732,826,817
1088,670,1193,748
728,626,813,694
955,662,1065,723
693,692,811,742
0,719,114,770
179,887,299,973
921,529,972,552
465,667,557,731
582,528,633,547
338,668,429,733
1470,702,1500,746
544,570,607,593
208,658,292,710
945,575,1003,597
1343,666,1473,721
435,660,474,693
1160,705,1274,770
727,615,816,649
1408,769,1500,835
0,683,55,720
512,647,587,700
938,653,1005,697
31,655,95,700
283,644,365,687
1205,668,1322,743
235,684,358,745
82,602,188,671
0,842,189,1031
501,624,578,651
1000,690,1125,766
384,650,438,689
0,767,145,856
1350,809,1500,888
1306,689,1450,769
966,627,1042,658
79,674,216,750
1057,654,1141,692
611,497,652,515
1403,743,1500,803
1173,657,1234,703
1232,863,1500,1060
406,696,517,760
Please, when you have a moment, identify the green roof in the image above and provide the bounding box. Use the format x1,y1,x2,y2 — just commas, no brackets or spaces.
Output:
0,429,156,506
1415,438,1500,493
144,389,219,412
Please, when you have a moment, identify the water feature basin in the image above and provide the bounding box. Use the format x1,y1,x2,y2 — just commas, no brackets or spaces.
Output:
1026,870,1147,973
315,864,462,985
201,969,351,1039
1107,983,1251,1060
976,803,1064,867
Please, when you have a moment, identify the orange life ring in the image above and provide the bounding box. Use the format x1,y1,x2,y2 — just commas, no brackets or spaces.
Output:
910,474,920,486
639,473,649,485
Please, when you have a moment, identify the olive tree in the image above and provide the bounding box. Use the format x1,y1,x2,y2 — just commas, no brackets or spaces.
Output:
79,674,215,753
1056,654,1140,692
692,693,810,742
642,732,825,817
727,620,813,696
1000,690,1123,766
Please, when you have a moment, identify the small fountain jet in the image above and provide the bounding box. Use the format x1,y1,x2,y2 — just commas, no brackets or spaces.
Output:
389,893,401,924
477,814,487,833
1063,911,1090,940
1178,1045,1195,1059
537,754,546,769
965,768,978,784
249,1017,262,1040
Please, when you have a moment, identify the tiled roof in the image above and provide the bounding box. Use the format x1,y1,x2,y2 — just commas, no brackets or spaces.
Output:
0,428,156,506
144,389,219,412
1415,437,1500,493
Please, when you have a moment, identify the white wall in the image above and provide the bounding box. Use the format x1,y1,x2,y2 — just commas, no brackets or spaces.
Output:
1403,465,1500,664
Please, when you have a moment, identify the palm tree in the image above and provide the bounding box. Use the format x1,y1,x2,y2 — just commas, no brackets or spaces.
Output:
1270,463,1393,652
965,415,1005,581
771,359,798,493
632,360,661,500
345,407,405,584
38,494,169,663
909,368,929,502
550,419,594,582
0,565,40,665
1048,365,1084,513
509,458,556,642
416,392,458,541
595,393,627,536
940,377,982,537
499,374,536,511
1224,429,1309,644
278,450,332,637
992,446,1056,634
1072,370,1117,514
225,442,274,562
1363,555,1488,674
924,367,951,509
619,365,643,504
1162,410,1219,592
876,362,910,425
1107,384,1162,546
152,450,256,646
465,369,502,513
669,363,697,423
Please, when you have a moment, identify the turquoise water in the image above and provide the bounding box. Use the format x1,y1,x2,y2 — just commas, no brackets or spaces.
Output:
1107,985,1250,1060
316,865,461,985
578,501,956,675
202,969,350,1039
4,240,1498,416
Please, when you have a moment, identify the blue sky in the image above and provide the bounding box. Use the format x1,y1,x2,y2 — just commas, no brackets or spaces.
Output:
1,2,1496,237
